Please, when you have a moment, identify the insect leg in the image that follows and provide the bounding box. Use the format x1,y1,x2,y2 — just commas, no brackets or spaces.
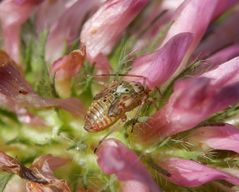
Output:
94,128,117,153
124,95,148,135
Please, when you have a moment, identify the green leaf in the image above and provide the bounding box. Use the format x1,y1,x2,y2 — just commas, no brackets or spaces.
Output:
0,172,12,192
30,31,57,98
31,30,48,73
20,19,35,73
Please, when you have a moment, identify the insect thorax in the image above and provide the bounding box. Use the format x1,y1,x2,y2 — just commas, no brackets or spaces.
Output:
84,80,147,132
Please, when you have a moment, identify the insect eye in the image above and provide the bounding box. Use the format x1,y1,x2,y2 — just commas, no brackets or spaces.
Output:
125,89,129,92
103,99,107,102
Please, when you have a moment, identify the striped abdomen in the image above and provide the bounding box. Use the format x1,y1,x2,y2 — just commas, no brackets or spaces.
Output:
84,93,120,132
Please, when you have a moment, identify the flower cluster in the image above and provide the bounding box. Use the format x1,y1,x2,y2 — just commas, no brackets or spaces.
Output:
0,0,239,191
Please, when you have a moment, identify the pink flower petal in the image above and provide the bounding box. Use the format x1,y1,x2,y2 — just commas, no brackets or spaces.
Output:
51,46,86,97
132,56,239,143
35,0,70,32
162,0,218,48
51,47,86,78
124,32,193,89
16,107,46,126
80,0,148,61
0,0,43,62
90,53,112,74
188,123,239,153
30,155,69,177
194,11,239,60
0,50,85,116
26,155,70,192
133,79,239,143
0,92,45,126
121,180,153,192
160,0,184,10
96,139,160,192
195,44,239,74
207,44,239,66
160,0,221,79
159,158,239,187
201,56,239,87
44,0,100,62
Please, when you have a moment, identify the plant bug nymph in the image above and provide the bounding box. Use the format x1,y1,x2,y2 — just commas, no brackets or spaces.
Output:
84,77,149,132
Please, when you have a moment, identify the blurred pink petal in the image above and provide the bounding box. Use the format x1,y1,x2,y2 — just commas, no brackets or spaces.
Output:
0,0,43,63
36,0,70,32
121,180,153,192
188,123,239,153
51,47,86,78
132,56,239,143
0,50,85,116
16,107,46,126
93,53,112,73
133,10,172,52
194,11,239,59
124,32,193,89
133,0,182,51
212,0,238,20
26,155,70,192
80,0,148,62
51,46,86,97
30,155,69,177
0,92,45,125
96,139,160,192
44,0,99,62
159,158,239,187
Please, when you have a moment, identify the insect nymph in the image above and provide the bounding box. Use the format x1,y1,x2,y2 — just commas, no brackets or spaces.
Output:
84,80,149,132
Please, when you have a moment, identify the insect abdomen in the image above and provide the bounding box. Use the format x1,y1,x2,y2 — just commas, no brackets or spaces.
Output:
84,94,119,132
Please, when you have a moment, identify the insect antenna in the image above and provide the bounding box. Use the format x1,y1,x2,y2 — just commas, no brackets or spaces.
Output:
87,73,149,88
